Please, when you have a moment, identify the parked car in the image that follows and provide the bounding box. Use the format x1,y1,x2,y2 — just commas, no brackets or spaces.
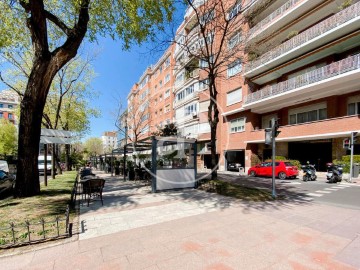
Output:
227,163,243,172
248,161,299,180
0,170,15,197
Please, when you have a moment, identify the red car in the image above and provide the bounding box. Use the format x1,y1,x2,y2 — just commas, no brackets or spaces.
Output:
248,161,299,180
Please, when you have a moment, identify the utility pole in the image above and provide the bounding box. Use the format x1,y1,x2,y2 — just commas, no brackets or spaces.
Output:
265,118,281,199
349,131,358,183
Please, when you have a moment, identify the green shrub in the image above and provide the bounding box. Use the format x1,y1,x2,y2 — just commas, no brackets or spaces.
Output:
265,156,301,170
333,155,360,173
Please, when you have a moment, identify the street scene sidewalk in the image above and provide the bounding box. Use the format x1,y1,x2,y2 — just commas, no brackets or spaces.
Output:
1,170,360,269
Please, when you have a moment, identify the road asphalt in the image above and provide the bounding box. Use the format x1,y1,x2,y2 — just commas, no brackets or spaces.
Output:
0,170,359,269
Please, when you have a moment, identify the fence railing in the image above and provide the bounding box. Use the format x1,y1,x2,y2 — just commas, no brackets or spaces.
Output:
244,53,360,104
245,2,360,73
0,205,71,248
247,0,302,40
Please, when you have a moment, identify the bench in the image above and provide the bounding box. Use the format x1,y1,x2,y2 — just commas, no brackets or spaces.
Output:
82,178,106,206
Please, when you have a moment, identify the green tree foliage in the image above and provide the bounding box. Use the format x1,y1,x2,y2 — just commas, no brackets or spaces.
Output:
0,119,18,156
83,137,103,158
0,0,176,197
152,122,178,137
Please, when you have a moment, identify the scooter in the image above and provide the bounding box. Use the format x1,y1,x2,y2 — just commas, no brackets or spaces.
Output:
301,164,317,182
326,163,343,183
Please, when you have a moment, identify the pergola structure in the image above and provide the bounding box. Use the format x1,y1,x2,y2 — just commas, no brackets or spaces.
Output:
106,136,197,192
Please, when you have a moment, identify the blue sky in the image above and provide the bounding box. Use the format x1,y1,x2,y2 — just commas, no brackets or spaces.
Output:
84,39,160,140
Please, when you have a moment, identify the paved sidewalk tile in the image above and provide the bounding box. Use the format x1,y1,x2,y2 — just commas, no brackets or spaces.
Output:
0,172,359,269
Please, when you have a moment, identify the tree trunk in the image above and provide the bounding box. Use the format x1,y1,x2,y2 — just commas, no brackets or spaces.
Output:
210,123,218,180
65,144,71,171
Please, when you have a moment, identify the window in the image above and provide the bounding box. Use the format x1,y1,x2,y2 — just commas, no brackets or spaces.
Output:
140,114,149,123
288,103,327,124
8,104,13,109
0,104,3,108
154,99,157,105
226,88,242,106
228,59,242,77
164,57,170,68
228,1,241,20
199,122,210,133
199,79,209,90
200,9,215,25
139,76,148,89
228,31,242,49
8,113,13,120
159,109,163,115
159,66,163,73
348,102,360,115
200,55,213,69
0,112,3,118
164,89,170,98
165,104,170,113
159,95,163,102
200,58,208,68
159,80,163,88
348,96,360,115
185,103,197,116
164,74,170,84
230,118,245,133
140,89,149,100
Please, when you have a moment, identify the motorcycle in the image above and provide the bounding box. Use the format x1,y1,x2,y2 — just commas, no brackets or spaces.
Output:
301,164,317,182
326,163,343,183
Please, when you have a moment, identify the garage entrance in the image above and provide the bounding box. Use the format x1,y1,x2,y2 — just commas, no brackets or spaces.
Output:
225,150,245,172
288,141,332,171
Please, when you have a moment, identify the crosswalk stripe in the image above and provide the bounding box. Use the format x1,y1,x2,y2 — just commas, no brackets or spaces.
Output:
325,188,338,191
307,193,323,197
316,190,331,194
330,186,346,189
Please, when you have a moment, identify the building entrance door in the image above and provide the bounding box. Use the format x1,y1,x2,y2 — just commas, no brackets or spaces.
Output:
288,141,332,171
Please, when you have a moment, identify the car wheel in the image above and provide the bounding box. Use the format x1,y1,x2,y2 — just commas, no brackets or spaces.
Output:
250,171,256,177
278,172,287,180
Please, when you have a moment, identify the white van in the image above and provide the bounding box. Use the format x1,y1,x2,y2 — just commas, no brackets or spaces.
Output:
0,160,9,173
38,155,52,175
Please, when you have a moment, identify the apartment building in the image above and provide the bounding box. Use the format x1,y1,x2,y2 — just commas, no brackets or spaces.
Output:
101,131,118,152
126,46,176,144
0,90,19,125
126,0,360,172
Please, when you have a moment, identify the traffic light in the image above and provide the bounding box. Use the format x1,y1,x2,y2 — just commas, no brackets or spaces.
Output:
273,119,281,138
343,138,350,149
352,132,358,143
265,128,272,145
264,118,281,145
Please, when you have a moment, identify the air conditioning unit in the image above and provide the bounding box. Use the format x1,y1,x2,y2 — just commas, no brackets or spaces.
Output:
192,112,198,118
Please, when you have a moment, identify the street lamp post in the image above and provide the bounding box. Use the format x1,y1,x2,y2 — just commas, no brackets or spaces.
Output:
123,124,128,181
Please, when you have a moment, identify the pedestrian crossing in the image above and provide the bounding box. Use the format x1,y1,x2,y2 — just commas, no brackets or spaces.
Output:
290,182,358,202
306,183,355,198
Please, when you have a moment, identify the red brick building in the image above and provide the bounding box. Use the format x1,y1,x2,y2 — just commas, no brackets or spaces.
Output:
126,0,360,172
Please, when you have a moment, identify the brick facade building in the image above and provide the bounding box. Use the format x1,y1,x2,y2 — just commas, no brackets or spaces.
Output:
125,0,360,172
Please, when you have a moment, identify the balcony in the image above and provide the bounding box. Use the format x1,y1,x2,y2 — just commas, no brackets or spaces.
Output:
244,1,360,77
246,115,360,143
175,68,199,90
242,0,266,16
247,0,304,41
174,91,199,108
244,53,360,113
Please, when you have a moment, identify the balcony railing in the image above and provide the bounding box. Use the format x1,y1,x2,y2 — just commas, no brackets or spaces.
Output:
244,53,360,104
245,1,360,73
247,0,302,40
174,91,199,106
